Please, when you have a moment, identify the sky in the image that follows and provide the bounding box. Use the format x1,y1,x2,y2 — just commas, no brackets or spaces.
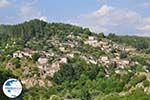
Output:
0,0,150,36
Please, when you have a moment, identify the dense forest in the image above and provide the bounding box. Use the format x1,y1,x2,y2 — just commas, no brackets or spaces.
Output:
108,33,150,53
0,19,150,100
0,19,91,42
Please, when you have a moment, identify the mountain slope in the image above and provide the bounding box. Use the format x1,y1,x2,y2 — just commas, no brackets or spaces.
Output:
0,19,150,100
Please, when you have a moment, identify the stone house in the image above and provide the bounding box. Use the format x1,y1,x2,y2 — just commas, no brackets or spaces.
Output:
13,48,34,58
121,60,130,65
99,41,108,47
59,47,66,52
101,56,109,62
13,51,23,58
67,53,74,58
85,37,98,47
88,36,95,40
59,57,68,64
38,57,48,65
22,48,35,58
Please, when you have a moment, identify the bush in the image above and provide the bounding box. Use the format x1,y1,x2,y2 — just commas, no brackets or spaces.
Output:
120,51,128,59
98,32,105,38
32,53,40,61
53,63,76,84
83,28,91,35
130,75,146,86
11,57,21,68
143,80,150,87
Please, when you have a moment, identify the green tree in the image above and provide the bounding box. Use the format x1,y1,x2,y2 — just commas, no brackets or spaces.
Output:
84,28,91,35
120,51,128,59
11,57,21,68
98,32,105,38
32,53,40,61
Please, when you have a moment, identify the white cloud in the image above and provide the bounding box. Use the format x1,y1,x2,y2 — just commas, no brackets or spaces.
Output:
96,0,101,2
68,5,150,36
0,0,10,8
138,25,150,31
141,2,150,8
19,5,47,22
0,0,48,24
91,5,114,17
20,6,40,19
39,16,48,21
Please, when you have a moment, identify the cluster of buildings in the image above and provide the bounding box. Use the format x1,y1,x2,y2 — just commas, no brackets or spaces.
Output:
83,36,138,73
12,35,140,87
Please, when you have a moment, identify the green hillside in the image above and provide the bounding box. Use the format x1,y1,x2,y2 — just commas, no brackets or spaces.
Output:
0,19,150,100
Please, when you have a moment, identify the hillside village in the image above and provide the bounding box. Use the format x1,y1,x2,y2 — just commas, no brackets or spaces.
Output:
9,34,149,88
0,20,150,99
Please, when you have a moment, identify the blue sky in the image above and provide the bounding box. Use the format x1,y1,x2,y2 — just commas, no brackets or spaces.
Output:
0,0,150,36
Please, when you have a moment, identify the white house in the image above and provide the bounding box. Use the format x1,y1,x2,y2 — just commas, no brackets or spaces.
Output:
59,47,65,52
121,60,130,65
38,57,48,65
13,51,23,58
59,57,68,64
67,53,74,58
101,56,109,62
88,36,95,40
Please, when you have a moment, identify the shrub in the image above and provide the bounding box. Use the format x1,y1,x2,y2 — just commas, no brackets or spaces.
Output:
143,80,150,87
11,57,21,68
120,51,128,59
32,53,40,61
130,75,146,86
